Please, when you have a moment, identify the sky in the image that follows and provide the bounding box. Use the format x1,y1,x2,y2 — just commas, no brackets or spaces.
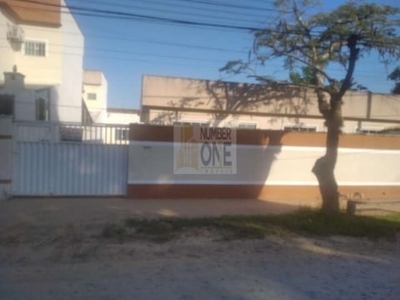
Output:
66,0,400,110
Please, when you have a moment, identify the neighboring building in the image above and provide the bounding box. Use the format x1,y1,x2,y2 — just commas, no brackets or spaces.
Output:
104,108,140,142
140,74,400,134
83,70,108,123
0,0,84,122
83,69,140,125
105,108,140,125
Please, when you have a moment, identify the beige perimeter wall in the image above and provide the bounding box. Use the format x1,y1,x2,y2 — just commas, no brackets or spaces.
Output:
128,124,400,202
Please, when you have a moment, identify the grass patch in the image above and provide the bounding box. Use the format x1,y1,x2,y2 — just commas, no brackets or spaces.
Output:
102,209,400,242
102,223,128,241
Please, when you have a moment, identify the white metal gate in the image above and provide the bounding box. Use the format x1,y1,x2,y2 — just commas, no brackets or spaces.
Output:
12,122,129,196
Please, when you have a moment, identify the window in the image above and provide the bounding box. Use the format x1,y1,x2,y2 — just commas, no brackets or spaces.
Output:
35,97,49,121
87,93,97,100
284,125,317,132
0,95,14,116
173,121,209,127
24,40,46,57
115,128,129,141
238,122,257,129
356,127,383,134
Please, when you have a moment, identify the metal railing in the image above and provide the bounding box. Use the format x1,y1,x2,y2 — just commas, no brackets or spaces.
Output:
13,121,130,145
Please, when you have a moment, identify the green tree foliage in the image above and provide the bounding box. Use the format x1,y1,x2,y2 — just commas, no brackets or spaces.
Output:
388,66,400,94
290,66,318,85
221,0,400,213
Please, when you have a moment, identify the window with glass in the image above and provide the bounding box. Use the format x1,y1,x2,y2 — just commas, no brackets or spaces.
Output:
115,128,128,141
284,125,317,132
87,93,97,100
25,40,46,57
238,122,257,129
36,98,49,121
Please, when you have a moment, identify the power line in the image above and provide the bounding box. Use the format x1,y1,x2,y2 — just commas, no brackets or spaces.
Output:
0,43,233,64
0,40,390,79
3,1,398,84
14,0,400,48
178,0,280,13
0,24,249,54
0,47,231,69
79,0,277,19
78,0,270,24
17,0,265,31
7,0,400,45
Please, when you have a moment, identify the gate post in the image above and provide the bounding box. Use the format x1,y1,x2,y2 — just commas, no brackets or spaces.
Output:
0,116,13,200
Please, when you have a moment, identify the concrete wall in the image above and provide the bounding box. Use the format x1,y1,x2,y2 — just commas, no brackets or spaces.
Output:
141,75,400,133
0,116,12,199
147,108,328,131
0,8,16,82
0,72,37,121
141,75,320,115
370,93,400,120
128,124,400,202
57,0,83,122
105,111,140,125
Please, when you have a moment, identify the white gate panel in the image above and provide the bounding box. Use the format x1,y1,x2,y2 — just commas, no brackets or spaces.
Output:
12,142,128,196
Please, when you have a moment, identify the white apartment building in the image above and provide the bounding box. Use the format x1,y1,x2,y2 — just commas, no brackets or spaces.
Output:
0,0,84,122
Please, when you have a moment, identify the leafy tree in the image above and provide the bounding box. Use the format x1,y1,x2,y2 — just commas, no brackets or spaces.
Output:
290,66,318,85
388,66,400,94
221,0,400,213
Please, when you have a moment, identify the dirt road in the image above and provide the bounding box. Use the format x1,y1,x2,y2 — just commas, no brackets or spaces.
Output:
1,231,399,300
1,198,399,299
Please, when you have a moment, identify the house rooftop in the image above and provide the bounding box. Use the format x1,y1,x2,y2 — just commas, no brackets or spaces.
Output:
0,0,61,27
107,108,140,114
83,70,105,86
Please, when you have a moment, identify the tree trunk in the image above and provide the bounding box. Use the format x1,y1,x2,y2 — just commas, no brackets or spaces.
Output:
312,100,342,214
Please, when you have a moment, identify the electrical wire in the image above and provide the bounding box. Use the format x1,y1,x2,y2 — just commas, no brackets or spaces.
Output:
76,0,270,24
2,0,397,87
12,0,400,48
0,38,389,79
16,0,266,31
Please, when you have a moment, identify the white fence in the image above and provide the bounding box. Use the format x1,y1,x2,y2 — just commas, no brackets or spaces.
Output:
12,121,130,196
14,121,130,144
13,142,128,196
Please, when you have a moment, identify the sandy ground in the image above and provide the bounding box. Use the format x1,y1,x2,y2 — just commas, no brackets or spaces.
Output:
0,197,400,299
1,233,399,300
0,197,303,227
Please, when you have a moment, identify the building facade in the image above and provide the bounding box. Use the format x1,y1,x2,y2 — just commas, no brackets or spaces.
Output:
0,0,84,122
140,75,400,134
83,70,108,123
83,70,140,125
105,108,140,125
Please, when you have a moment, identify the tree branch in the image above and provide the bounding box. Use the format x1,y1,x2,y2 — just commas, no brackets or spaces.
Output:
338,34,359,98
250,75,333,95
293,1,312,40
282,52,337,85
